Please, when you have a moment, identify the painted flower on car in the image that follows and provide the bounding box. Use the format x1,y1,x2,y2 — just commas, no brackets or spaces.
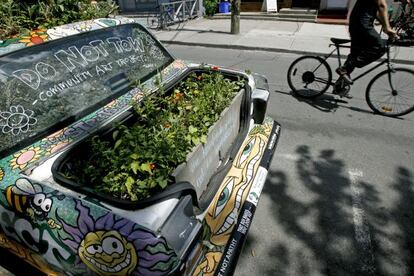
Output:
74,23,92,32
0,105,37,136
10,147,43,170
18,29,49,46
47,140,70,154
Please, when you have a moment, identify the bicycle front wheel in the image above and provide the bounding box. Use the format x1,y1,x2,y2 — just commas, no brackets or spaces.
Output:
287,56,332,98
366,68,414,117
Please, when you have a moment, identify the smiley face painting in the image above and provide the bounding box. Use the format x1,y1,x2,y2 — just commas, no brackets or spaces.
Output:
59,200,178,275
78,230,137,275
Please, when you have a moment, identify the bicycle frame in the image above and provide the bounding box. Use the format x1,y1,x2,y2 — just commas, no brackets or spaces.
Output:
317,43,395,87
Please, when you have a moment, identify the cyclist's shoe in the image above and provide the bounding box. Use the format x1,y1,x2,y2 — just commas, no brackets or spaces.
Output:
335,67,354,85
333,87,352,98
338,89,352,99
333,78,352,98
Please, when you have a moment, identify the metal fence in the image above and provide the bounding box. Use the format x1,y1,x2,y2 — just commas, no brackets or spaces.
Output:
158,0,201,25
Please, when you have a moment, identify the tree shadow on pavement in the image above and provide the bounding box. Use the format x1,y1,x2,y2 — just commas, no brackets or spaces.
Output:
275,89,378,115
361,166,414,275
263,146,361,275
260,145,414,275
390,167,414,274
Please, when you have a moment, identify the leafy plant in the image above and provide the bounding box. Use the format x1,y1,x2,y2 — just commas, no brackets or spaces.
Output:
0,0,26,39
203,0,219,16
63,72,244,201
0,0,118,40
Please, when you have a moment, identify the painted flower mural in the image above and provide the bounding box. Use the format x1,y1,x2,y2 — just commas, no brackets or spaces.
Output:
0,105,37,136
46,27,79,40
172,60,187,69
10,147,43,170
74,23,93,32
47,140,70,154
18,29,49,46
59,201,179,275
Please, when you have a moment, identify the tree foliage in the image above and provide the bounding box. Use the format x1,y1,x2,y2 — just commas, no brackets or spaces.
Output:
0,0,118,39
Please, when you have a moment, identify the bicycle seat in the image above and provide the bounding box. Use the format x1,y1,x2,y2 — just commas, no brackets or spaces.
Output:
330,38,351,45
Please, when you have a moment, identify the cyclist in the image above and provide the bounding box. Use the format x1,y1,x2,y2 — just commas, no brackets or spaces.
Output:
336,0,399,88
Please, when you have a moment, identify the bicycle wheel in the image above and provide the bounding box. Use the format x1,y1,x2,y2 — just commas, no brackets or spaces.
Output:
287,56,332,98
147,14,160,29
366,68,414,117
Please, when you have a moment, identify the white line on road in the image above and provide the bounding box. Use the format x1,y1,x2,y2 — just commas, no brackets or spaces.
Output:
349,168,376,275
278,153,298,161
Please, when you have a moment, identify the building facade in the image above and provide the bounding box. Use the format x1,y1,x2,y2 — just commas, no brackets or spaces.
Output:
241,0,351,13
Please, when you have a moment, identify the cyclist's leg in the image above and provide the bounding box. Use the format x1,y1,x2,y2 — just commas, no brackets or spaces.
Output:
336,50,355,85
353,28,386,68
339,26,385,78
336,24,361,85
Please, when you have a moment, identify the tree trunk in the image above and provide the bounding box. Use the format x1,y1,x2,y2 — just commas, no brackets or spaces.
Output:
230,0,241,34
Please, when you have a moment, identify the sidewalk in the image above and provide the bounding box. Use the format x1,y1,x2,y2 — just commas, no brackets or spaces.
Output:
152,18,414,65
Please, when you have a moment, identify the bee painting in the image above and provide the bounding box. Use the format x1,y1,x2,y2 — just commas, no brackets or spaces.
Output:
5,178,64,228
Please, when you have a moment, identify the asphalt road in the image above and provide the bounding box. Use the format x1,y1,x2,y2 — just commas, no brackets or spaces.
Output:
165,44,414,275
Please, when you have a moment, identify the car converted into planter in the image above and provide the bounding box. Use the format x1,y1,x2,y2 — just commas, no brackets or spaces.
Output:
0,17,280,275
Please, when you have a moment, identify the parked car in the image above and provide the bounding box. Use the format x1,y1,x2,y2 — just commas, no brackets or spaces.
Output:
0,17,280,275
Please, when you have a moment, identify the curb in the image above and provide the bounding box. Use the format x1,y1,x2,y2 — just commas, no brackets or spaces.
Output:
160,40,414,65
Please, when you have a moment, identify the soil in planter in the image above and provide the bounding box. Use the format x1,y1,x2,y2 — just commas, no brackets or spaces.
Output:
55,71,245,202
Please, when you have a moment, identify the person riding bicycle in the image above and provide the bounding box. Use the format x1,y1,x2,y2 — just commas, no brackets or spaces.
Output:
336,0,399,87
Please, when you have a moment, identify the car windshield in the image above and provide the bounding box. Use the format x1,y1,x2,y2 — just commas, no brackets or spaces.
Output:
0,23,173,156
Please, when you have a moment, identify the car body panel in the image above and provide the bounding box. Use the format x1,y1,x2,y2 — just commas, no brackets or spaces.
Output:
0,18,281,275
191,118,280,276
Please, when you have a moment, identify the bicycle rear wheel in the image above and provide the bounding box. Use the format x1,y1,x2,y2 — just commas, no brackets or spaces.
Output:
366,68,414,117
287,56,332,98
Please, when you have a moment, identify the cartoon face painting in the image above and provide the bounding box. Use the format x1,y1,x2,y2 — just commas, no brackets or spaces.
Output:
5,178,53,221
205,125,270,246
78,230,137,275
59,201,179,275
192,123,273,275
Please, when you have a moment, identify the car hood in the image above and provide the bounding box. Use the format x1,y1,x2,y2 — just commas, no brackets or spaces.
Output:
0,20,175,158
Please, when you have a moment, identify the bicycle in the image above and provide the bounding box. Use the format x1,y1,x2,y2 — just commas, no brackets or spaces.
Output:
387,0,414,39
287,38,414,117
147,3,183,30
389,0,413,29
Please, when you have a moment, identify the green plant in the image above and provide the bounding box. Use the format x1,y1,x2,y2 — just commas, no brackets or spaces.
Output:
203,0,219,16
79,0,118,21
0,0,26,39
0,0,118,40
64,72,244,201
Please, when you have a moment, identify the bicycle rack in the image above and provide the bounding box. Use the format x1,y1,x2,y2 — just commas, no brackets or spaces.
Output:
159,0,200,29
